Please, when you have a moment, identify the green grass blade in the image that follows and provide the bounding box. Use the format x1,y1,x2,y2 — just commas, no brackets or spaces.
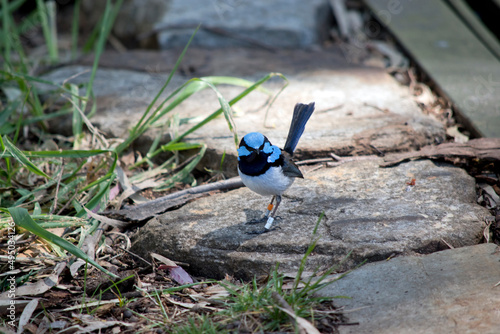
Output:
46,0,58,62
15,9,39,36
154,144,206,191
175,72,285,144
2,0,26,13
76,172,115,216
160,142,202,152
85,90,98,119
70,84,83,148
83,0,124,111
36,0,58,63
148,76,270,128
0,71,81,98
1,0,12,68
132,26,201,134
132,73,284,167
0,149,114,159
19,108,72,126
199,77,238,147
71,0,81,59
2,135,50,179
24,86,46,135
292,213,323,290
200,76,273,95
8,207,118,278
0,99,19,126
82,16,101,53
0,135,12,178
0,1,28,72
115,26,201,156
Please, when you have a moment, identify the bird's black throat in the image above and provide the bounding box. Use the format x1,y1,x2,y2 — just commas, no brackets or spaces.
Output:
238,152,283,176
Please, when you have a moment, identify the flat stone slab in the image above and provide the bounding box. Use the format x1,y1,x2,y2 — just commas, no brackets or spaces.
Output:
317,243,500,334
155,0,331,48
42,48,445,176
131,159,491,279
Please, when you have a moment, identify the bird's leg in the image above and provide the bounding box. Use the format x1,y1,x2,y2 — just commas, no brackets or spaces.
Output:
246,196,282,234
264,196,275,218
246,196,275,224
264,195,282,230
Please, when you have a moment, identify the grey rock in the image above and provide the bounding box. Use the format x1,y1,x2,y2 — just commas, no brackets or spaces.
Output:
41,65,185,139
41,48,445,176
130,159,491,279
187,68,446,176
81,0,331,48
317,243,500,334
81,0,168,47
155,0,332,49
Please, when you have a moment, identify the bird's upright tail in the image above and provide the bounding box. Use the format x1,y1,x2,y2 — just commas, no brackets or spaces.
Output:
283,102,315,155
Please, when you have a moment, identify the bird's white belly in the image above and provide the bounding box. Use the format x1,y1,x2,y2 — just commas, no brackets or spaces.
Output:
238,166,295,196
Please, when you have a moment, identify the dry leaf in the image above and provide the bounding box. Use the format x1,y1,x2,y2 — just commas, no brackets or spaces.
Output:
152,253,194,285
151,253,177,267
83,206,128,228
277,306,321,334
446,126,469,144
0,262,65,298
17,298,38,334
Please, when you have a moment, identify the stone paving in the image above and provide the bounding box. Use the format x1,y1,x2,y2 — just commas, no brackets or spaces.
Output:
44,1,500,331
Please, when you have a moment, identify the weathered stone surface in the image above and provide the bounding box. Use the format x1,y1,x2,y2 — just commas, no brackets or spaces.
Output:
317,243,500,334
81,0,332,48
81,0,168,48
130,159,491,279
42,48,445,176
41,65,185,139
155,0,332,49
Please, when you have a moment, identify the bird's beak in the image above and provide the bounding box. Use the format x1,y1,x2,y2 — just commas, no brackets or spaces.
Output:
247,149,259,162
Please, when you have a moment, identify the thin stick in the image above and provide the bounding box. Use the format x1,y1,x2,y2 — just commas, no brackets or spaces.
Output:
296,157,333,165
50,159,65,214
327,153,379,167
57,188,81,215
118,246,152,266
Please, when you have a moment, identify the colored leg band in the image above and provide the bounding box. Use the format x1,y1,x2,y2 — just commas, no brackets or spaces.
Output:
264,217,274,230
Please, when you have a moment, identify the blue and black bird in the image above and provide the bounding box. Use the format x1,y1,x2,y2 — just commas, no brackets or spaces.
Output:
237,102,315,232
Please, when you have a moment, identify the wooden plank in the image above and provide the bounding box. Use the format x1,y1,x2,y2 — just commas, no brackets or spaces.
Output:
363,0,500,138
448,0,500,59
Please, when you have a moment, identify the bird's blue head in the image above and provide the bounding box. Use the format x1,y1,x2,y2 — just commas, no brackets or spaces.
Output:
238,132,281,163
239,132,265,153
237,132,282,176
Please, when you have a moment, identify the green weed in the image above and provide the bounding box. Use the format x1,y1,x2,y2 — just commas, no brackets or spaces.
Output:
169,213,349,333
0,0,285,280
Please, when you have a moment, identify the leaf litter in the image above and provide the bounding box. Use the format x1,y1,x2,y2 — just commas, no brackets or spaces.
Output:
3,2,500,332
1,138,347,333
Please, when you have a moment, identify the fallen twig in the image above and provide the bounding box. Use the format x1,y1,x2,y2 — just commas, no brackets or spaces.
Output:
51,160,65,214
105,177,244,222
327,153,380,167
296,157,334,165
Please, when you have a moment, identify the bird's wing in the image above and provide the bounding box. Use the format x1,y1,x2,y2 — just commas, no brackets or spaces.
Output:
281,151,304,178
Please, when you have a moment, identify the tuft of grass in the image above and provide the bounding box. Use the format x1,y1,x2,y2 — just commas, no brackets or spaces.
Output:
171,315,227,334
1,2,340,332
8,207,118,278
36,0,58,63
0,0,287,284
220,214,346,332
169,213,349,333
